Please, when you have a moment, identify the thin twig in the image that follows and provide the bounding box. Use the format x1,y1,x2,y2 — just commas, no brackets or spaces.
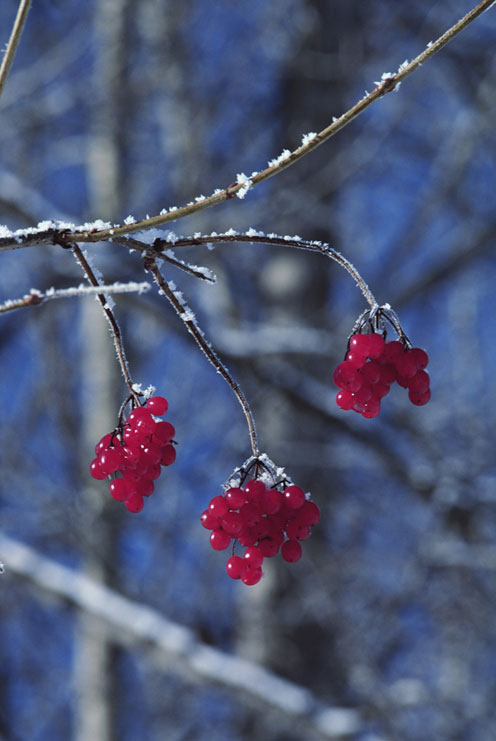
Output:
148,258,259,457
169,232,379,308
0,0,32,103
53,0,494,245
116,236,216,283
72,245,139,401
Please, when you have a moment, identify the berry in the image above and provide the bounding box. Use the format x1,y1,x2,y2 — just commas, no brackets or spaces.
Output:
333,361,362,392
410,347,429,370
281,540,302,563
408,369,430,393
125,492,144,513
109,478,131,501
90,459,107,480
283,485,306,510
336,389,354,410
297,501,320,526
200,510,218,529
225,487,246,509
408,387,431,406
221,511,244,536
226,556,245,580
160,444,176,466
210,530,231,551
395,350,418,379
146,395,169,415
243,546,264,569
262,488,282,514
241,566,263,586
208,496,229,519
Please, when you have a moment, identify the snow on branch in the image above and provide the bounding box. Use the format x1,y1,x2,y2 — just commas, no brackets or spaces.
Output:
0,532,362,738
0,1,492,250
0,281,151,315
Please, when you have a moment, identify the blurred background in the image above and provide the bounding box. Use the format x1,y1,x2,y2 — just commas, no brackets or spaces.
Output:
1,1,496,739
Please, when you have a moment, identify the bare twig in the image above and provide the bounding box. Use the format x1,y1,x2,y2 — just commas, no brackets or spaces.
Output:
72,245,139,402
148,258,260,457
0,0,32,103
117,236,216,283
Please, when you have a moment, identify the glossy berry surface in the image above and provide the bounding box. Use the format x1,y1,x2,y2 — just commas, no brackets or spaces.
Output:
90,394,176,513
333,333,431,418
202,475,320,586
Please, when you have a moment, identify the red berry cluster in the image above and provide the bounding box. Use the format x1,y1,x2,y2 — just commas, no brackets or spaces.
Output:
333,333,431,417
201,478,320,586
90,396,176,513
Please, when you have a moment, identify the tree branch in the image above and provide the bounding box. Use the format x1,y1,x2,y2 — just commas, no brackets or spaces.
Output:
0,0,31,104
0,532,362,739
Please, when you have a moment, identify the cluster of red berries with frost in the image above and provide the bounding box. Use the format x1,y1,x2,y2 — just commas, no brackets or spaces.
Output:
333,330,430,418
90,395,176,513
201,455,320,586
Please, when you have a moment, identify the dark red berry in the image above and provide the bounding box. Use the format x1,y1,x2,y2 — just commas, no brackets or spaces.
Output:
333,361,362,392
262,488,282,515
109,478,131,501
408,369,430,393
225,487,246,509
408,387,431,406
395,350,418,378
336,389,354,410
200,510,218,529
222,511,244,536
241,566,263,586
208,496,229,519
243,546,264,569
281,540,302,563
410,347,429,370
297,500,320,526
283,485,306,510
160,444,176,466
125,492,144,513
90,459,107,480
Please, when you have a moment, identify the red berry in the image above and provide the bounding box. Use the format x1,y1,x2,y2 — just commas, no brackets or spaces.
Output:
285,521,311,541
136,478,154,497
408,387,431,406
408,369,430,393
222,511,244,536
208,496,229,519
240,502,261,527
244,480,265,504
109,478,131,501
262,488,282,515
349,334,370,358
210,530,231,550
336,389,354,410
258,537,282,557
410,347,429,370
226,556,246,579
95,432,114,455
140,442,162,466
90,459,107,480
283,485,306,509
153,421,175,443
146,396,169,416
225,487,246,509
353,383,373,403
238,528,258,547
346,349,367,367
362,396,380,418
134,415,156,435
297,500,320,526
360,360,381,385
366,333,385,359
200,510,218,529
281,540,302,563
379,363,396,385
160,444,176,466
125,492,144,513
382,340,404,363
244,546,264,569
127,407,153,426
98,448,122,475
241,566,263,586
333,361,362,392
395,350,418,378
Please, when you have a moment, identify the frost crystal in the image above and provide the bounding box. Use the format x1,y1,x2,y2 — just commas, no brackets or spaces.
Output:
268,149,291,168
236,173,252,199
301,132,317,146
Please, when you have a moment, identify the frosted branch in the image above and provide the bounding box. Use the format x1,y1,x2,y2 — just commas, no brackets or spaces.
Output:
148,259,259,458
0,532,361,738
0,281,151,315
0,1,492,249
72,245,139,402
171,230,378,308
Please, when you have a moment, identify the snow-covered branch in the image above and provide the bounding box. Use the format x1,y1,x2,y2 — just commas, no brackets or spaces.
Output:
0,281,151,315
0,532,362,739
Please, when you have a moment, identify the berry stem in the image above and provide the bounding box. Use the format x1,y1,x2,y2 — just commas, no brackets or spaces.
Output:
72,244,140,403
162,232,379,309
148,258,260,458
